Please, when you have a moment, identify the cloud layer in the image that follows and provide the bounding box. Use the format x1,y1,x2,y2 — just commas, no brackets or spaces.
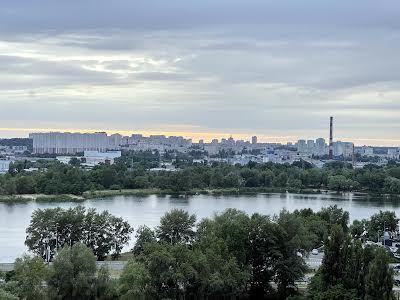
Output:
1,0,400,145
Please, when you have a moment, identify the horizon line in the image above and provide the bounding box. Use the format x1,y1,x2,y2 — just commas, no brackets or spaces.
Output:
1,127,400,147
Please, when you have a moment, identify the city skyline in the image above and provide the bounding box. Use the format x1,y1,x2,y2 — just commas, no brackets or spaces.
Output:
1,1,400,146
0,126,399,147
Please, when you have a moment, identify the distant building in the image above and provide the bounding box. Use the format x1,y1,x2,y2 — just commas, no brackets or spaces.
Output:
108,134,122,149
252,136,258,145
56,151,122,167
360,146,374,157
0,160,11,174
83,150,121,166
296,140,307,153
30,132,109,154
333,141,354,157
387,148,400,159
307,140,315,153
315,138,327,156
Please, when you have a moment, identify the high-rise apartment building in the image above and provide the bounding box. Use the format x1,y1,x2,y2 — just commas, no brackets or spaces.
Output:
30,132,110,154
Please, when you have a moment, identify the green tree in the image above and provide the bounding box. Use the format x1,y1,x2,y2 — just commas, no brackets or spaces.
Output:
47,243,97,300
13,255,47,300
132,225,156,255
328,175,355,191
140,243,197,299
246,213,278,298
197,209,250,266
320,225,349,287
156,209,196,244
26,206,132,261
69,157,81,167
318,205,350,233
0,289,19,300
15,176,37,194
368,210,399,234
109,216,133,260
96,266,119,300
119,260,151,299
350,219,367,238
309,282,358,300
274,211,308,298
364,248,394,300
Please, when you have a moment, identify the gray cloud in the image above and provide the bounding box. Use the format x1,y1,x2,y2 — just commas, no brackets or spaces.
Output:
0,1,400,145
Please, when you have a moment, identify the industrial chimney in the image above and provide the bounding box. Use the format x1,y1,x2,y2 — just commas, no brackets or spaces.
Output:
329,116,333,159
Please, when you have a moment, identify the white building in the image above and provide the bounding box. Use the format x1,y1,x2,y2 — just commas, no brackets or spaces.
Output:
360,146,374,157
307,140,315,153
83,150,121,166
0,160,11,174
30,132,110,154
315,138,327,156
333,141,354,157
387,148,399,159
296,140,307,153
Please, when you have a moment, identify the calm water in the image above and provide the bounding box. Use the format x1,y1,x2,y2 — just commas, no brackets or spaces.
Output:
1,192,400,262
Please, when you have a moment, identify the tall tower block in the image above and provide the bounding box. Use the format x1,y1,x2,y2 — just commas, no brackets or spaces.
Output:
329,116,333,159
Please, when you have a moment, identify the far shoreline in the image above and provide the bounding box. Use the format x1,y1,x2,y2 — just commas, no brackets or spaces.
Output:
1,188,400,203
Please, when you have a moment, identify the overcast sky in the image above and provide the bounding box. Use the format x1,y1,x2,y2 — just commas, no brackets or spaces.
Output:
1,0,400,145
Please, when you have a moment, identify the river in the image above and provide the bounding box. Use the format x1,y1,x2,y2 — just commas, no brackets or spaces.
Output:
1,192,400,262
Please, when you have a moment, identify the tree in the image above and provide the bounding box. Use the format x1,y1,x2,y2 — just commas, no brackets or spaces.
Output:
15,176,37,194
309,282,358,300
0,289,19,300
26,206,132,261
318,205,349,233
13,255,47,300
368,210,399,234
320,225,349,287
350,219,367,238
156,209,196,244
274,211,308,298
328,175,355,191
25,207,62,260
47,243,97,300
246,213,278,298
109,216,133,260
96,266,119,300
69,157,81,166
140,243,197,299
132,225,156,255
364,248,394,300
197,209,250,266
119,260,151,299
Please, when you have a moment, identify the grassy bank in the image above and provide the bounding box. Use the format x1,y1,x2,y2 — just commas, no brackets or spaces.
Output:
0,194,84,203
83,187,329,199
1,188,398,203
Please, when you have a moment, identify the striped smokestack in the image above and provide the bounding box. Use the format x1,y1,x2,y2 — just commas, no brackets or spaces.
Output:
329,116,333,159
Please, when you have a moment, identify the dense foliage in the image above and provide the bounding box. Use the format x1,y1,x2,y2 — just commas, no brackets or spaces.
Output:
25,206,133,261
0,206,396,299
1,155,400,196
309,226,394,300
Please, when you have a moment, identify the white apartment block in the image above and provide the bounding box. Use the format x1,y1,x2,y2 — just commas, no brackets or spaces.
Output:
30,132,109,154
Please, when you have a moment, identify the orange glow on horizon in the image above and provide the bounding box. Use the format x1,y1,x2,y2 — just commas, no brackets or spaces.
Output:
1,127,400,147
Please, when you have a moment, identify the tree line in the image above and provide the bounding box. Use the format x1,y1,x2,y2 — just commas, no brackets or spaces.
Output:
0,206,396,299
25,206,133,261
1,157,400,196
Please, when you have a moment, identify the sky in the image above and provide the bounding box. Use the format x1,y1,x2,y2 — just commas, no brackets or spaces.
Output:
1,0,400,146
